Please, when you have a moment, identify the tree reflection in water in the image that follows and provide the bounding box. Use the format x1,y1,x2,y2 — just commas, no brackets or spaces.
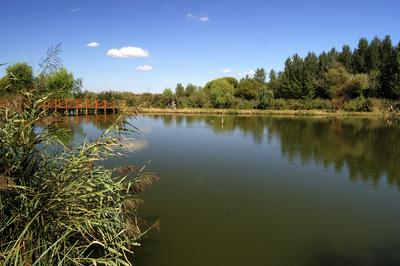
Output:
154,115,400,190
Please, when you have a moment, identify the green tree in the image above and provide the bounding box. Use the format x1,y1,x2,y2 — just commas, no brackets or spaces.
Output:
43,68,75,97
254,67,267,83
185,83,197,96
3,63,34,93
162,88,175,106
303,52,319,98
395,43,400,98
257,87,274,109
366,37,382,72
175,83,185,97
318,51,337,74
269,70,277,81
279,54,305,99
187,89,209,108
378,35,399,99
235,78,265,100
338,45,353,72
204,77,238,95
352,38,369,73
321,62,351,99
208,79,235,108
341,74,369,99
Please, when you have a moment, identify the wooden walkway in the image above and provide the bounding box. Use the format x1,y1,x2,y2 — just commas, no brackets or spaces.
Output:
42,99,126,115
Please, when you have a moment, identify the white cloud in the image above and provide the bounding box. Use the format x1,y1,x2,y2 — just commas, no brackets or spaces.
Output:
107,46,150,58
137,65,153,72
119,139,148,152
86,42,100,48
221,68,232,74
71,8,80,12
187,13,209,22
238,70,255,78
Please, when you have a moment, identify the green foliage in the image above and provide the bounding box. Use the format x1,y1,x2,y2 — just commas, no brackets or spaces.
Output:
2,63,34,94
0,92,158,265
254,68,267,83
338,45,353,72
378,36,400,99
343,97,373,112
280,55,305,99
0,77,8,93
43,68,75,97
364,70,380,97
187,89,209,108
278,54,318,99
341,74,369,99
234,98,257,109
320,63,351,99
4,35,397,112
0,61,81,98
269,70,277,81
352,38,369,73
204,77,238,95
208,79,236,108
303,52,319,98
267,98,333,110
366,37,382,72
235,79,265,100
185,83,197,96
162,88,175,106
175,83,185,97
257,88,274,109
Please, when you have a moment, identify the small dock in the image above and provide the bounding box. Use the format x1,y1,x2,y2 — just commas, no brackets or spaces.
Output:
42,99,126,115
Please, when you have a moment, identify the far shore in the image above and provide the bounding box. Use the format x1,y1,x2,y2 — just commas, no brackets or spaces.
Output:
138,107,399,117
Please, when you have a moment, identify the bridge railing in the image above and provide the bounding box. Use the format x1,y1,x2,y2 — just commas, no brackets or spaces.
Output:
42,99,126,110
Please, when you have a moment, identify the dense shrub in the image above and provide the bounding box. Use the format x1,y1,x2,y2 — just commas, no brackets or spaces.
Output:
234,98,257,109
257,89,274,109
187,90,210,108
343,97,373,112
235,79,264,100
265,98,332,110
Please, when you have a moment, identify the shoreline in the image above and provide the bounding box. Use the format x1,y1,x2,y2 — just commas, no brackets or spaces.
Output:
138,107,399,117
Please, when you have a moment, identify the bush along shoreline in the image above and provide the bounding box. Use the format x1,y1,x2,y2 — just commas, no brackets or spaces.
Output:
1,36,399,114
16,35,395,114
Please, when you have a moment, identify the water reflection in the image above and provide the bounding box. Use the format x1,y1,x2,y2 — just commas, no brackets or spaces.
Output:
53,115,120,144
151,115,400,189
58,114,400,265
303,237,400,266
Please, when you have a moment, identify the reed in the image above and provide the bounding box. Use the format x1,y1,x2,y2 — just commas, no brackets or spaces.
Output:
0,49,158,265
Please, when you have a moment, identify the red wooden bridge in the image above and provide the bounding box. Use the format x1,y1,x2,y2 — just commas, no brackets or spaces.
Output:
42,99,126,115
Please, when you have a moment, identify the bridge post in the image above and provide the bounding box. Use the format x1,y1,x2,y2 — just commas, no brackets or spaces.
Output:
65,99,68,116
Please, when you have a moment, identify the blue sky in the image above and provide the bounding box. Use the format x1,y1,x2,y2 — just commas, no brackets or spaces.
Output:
1,0,399,93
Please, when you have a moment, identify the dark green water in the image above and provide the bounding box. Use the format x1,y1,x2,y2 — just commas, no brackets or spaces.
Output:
65,115,400,266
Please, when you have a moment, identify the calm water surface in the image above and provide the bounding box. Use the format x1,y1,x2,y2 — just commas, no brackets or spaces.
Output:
64,115,400,266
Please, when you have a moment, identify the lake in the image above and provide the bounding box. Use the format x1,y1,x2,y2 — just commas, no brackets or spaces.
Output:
63,114,400,266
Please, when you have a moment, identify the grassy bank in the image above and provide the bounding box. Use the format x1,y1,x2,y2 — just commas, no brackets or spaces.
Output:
138,107,399,117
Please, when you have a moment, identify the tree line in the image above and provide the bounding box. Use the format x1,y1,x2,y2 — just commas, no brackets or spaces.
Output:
78,35,400,111
0,62,82,98
1,35,399,111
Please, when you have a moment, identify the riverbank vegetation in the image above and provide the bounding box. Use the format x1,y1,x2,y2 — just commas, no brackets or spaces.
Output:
1,36,399,114
56,35,400,113
0,47,158,265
